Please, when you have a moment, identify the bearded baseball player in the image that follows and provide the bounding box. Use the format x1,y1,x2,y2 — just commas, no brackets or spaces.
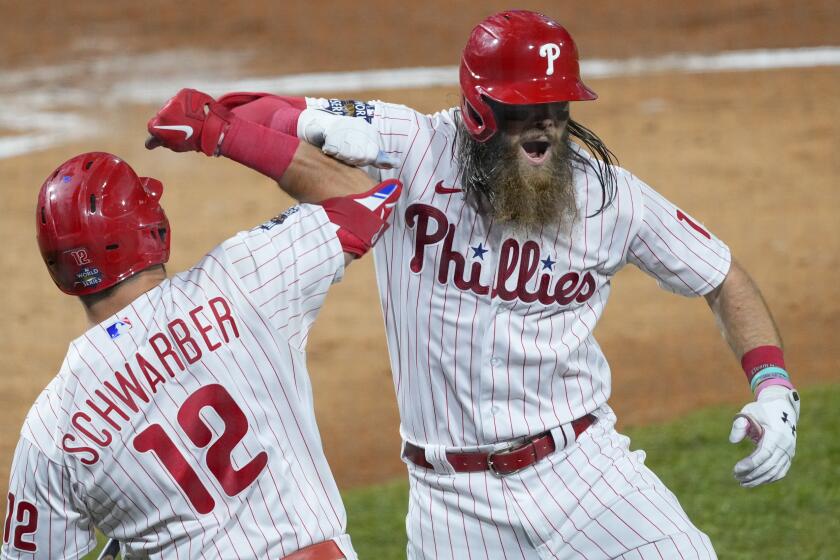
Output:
152,10,800,559
1,95,402,559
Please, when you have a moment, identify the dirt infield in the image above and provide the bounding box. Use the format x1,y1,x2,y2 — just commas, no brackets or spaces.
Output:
1,1,838,490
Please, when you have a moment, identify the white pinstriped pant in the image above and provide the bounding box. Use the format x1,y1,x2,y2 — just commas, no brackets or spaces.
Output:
403,406,716,559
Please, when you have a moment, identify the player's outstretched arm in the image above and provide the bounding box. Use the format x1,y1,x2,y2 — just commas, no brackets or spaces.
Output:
145,88,376,203
704,258,782,356
215,91,398,169
283,141,374,202
704,258,800,488
145,88,401,263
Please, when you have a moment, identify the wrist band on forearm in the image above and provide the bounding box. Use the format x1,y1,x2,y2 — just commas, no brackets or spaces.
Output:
753,376,795,395
219,118,300,181
749,367,790,391
741,345,795,395
219,92,305,134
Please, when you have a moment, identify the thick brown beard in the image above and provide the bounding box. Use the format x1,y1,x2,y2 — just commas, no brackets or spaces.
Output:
456,122,577,232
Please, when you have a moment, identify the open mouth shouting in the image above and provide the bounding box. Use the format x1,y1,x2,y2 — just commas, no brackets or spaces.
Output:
520,139,552,165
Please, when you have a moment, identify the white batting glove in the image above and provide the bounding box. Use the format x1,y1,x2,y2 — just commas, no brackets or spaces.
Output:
729,386,800,488
297,108,398,169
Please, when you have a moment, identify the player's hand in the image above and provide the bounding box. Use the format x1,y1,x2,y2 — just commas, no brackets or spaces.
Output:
146,88,234,156
729,386,800,488
297,108,399,169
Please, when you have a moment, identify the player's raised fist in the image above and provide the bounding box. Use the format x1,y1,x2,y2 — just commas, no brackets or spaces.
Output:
146,88,233,156
298,108,399,169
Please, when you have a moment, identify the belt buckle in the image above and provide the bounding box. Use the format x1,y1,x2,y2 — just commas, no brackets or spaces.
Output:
486,439,531,477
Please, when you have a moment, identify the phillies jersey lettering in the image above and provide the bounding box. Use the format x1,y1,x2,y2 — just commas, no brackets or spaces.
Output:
62,296,240,463
2,205,357,559
406,203,596,305
305,97,730,448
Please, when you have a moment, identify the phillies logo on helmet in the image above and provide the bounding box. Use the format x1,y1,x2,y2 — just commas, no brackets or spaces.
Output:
70,249,91,266
459,11,596,142
539,43,562,76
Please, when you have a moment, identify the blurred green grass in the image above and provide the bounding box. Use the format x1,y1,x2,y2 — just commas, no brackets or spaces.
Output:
86,384,839,559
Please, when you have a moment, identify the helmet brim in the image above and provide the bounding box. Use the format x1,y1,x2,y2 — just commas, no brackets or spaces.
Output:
482,77,597,105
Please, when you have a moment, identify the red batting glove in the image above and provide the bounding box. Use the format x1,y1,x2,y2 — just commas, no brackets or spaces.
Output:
146,88,234,156
321,179,403,258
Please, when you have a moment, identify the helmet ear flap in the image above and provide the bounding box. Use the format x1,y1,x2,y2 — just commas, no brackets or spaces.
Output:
460,90,497,143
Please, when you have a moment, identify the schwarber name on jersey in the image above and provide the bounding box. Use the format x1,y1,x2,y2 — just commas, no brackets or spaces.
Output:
306,98,731,449
2,205,357,559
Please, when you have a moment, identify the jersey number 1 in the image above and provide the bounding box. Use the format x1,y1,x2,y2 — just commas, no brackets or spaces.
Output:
133,384,268,514
676,209,711,239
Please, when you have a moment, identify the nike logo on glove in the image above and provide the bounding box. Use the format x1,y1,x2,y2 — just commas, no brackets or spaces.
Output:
153,125,194,140
434,181,462,195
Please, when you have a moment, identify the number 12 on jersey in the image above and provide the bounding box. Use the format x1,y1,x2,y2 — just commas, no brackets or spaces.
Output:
133,384,268,514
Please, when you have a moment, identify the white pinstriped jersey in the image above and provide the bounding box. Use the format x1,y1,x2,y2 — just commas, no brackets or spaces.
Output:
307,98,731,449
2,205,357,559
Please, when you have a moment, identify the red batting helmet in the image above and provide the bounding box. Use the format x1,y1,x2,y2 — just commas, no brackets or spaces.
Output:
36,152,170,296
459,10,597,142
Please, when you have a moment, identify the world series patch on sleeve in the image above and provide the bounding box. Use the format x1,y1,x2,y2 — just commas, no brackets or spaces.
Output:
324,99,376,123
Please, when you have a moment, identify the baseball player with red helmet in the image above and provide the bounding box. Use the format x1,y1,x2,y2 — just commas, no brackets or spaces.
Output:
1,94,402,559
154,10,799,559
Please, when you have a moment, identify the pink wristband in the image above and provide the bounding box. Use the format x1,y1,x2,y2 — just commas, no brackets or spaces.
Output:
219,117,300,181
754,377,795,396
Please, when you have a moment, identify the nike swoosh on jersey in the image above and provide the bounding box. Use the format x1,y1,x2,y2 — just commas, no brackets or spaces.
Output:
153,125,194,140
434,181,463,194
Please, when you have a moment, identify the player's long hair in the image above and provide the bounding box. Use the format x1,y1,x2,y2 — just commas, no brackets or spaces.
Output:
566,119,619,217
454,110,619,218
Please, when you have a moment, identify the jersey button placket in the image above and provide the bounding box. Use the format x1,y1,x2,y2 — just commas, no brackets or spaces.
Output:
479,230,504,442
478,338,504,441
486,311,512,441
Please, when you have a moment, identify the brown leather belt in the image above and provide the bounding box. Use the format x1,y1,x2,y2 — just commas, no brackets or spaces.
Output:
282,540,345,560
404,414,596,476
